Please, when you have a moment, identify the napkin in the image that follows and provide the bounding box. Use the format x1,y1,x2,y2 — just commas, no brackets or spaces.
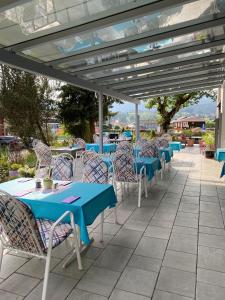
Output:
14,189,33,197
59,181,72,186
17,178,33,183
62,196,80,203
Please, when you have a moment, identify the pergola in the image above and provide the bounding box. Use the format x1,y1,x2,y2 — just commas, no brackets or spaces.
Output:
0,0,225,150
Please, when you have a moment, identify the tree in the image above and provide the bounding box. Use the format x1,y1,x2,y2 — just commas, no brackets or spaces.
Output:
0,65,57,145
58,85,122,141
145,91,217,132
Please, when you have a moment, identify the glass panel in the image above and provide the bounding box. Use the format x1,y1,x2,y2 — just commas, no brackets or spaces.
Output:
80,45,224,79
100,59,224,85
21,0,225,62
55,24,225,71
0,0,150,46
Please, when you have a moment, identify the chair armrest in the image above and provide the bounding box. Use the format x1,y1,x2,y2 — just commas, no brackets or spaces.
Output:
49,211,72,233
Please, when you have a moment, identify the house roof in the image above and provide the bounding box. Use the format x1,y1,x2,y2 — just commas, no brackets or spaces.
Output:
171,116,206,123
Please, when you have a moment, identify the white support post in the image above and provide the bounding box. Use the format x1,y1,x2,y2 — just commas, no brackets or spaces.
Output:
98,93,103,154
135,103,140,141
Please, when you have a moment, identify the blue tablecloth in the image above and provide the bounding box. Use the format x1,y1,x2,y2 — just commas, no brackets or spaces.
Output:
169,142,182,151
221,162,225,177
102,156,161,181
86,143,117,153
0,179,117,245
215,149,225,162
158,148,173,163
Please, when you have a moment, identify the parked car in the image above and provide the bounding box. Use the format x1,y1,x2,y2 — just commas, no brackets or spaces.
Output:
0,136,24,149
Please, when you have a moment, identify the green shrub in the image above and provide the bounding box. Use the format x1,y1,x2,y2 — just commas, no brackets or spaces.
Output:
10,163,23,171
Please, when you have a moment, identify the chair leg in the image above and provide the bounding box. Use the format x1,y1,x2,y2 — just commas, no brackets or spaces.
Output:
0,243,4,272
42,249,52,300
70,216,83,270
100,212,104,242
144,178,148,198
138,180,142,208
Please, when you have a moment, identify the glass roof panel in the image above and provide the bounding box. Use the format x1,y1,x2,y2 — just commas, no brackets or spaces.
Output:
20,0,225,63
80,45,225,79
99,60,225,86
0,0,150,46
54,25,225,71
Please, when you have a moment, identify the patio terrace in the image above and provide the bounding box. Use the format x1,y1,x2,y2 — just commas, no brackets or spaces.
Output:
0,146,224,300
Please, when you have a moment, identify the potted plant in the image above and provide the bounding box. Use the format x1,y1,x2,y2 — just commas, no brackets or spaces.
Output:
43,177,53,190
183,130,194,147
9,163,22,177
202,132,215,158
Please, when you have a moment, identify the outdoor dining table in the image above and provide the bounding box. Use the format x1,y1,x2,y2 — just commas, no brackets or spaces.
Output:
51,146,84,157
220,163,225,177
169,141,182,151
158,147,173,163
102,156,161,181
215,148,225,162
0,178,117,245
133,146,173,163
86,143,117,153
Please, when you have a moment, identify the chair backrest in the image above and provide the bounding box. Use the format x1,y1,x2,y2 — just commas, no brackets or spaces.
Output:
81,151,98,165
113,151,137,182
82,156,108,184
162,133,172,141
139,141,156,157
103,136,109,143
0,190,44,255
32,139,52,167
51,154,74,181
158,138,169,148
93,134,99,143
75,138,86,149
116,141,133,154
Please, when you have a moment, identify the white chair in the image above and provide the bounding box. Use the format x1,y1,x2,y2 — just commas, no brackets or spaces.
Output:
112,151,147,208
0,190,82,300
51,153,74,181
32,139,52,178
82,155,118,238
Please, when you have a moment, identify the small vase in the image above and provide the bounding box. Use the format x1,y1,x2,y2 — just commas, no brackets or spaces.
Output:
43,179,53,190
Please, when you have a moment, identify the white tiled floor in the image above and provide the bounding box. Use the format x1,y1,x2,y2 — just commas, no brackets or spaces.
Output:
1,146,225,299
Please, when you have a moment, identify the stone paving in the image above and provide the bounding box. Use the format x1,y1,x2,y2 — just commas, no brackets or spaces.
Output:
0,146,225,299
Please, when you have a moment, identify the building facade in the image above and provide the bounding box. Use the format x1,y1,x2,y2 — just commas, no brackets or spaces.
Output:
171,116,206,131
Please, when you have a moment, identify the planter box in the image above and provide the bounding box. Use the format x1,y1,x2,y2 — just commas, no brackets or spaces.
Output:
205,150,215,159
9,170,19,177
187,139,194,147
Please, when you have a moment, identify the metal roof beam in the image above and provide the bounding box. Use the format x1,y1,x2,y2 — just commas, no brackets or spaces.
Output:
107,63,225,89
92,52,225,81
49,13,225,68
0,0,30,12
129,78,224,97
5,0,194,52
0,49,138,104
118,71,225,93
137,85,219,99
72,36,225,75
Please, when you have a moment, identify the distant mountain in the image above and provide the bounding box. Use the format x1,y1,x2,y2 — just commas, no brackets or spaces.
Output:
176,96,216,118
112,96,216,118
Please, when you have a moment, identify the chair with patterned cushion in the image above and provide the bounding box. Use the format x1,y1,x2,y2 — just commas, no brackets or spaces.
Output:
113,151,147,207
158,138,169,148
139,141,156,158
51,154,74,181
82,155,117,238
0,190,82,300
32,139,52,178
116,141,133,154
